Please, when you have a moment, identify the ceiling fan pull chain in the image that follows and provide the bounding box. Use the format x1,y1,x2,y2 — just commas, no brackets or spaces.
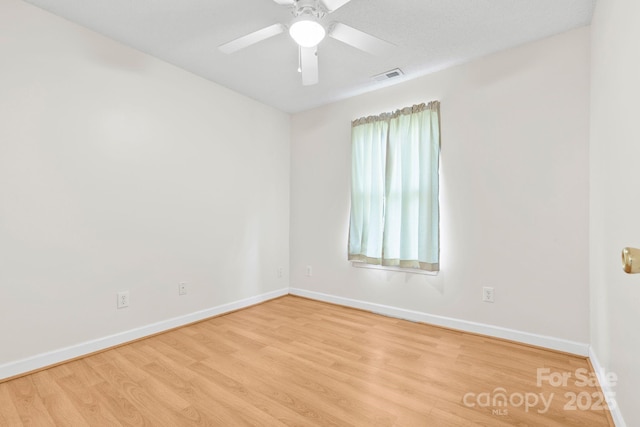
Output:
298,46,302,73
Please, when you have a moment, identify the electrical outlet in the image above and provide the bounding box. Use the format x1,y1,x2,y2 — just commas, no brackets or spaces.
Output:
117,291,130,309
482,287,495,303
178,282,187,296
277,267,283,278
306,265,312,276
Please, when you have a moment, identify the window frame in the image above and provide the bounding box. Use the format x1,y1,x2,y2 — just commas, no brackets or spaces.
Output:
347,101,441,273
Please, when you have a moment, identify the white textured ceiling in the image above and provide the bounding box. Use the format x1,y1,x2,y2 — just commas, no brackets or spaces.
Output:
24,0,595,113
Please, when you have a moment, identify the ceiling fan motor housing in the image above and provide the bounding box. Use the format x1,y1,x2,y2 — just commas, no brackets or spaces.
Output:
293,0,326,18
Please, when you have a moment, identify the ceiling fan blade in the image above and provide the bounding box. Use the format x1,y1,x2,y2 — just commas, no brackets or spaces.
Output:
219,23,285,54
300,46,319,86
272,0,295,4
321,0,352,12
328,22,394,55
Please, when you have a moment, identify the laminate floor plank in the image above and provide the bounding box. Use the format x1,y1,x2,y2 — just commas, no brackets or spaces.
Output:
54,374,123,426
7,376,58,426
0,295,613,426
257,344,426,424
0,383,27,427
30,371,90,427
233,348,398,426
196,350,357,426
188,360,321,426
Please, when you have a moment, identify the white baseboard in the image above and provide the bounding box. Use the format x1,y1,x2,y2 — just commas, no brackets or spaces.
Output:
589,347,626,427
0,288,288,381
0,287,595,383
289,288,590,356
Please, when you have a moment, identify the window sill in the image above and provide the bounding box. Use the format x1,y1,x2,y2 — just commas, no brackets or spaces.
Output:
351,262,439,276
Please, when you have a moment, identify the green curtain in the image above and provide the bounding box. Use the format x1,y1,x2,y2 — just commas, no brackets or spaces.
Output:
348,102,440,271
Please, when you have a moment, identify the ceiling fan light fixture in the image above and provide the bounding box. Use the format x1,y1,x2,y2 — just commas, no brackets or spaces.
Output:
289,18,326,47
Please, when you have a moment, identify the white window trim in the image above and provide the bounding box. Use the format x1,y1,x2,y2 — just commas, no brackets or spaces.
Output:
351,261,439,276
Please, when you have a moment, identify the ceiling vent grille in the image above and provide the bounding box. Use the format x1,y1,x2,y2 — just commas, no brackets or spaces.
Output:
372,68,404,81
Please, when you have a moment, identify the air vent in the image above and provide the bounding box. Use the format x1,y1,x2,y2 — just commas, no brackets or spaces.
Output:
372,68,404,82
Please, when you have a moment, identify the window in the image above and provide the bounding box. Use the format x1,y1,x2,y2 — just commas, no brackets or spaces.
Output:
348,101,440,272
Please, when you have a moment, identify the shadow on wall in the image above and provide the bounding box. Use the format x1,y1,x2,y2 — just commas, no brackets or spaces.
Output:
83,38,152,72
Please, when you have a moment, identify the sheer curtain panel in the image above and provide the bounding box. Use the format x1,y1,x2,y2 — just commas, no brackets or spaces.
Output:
348,101,440,271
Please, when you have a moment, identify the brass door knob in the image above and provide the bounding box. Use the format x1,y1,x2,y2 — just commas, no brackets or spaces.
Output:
622,247,640,273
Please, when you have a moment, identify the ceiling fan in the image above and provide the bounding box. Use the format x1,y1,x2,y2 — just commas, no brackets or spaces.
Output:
218,0,394,86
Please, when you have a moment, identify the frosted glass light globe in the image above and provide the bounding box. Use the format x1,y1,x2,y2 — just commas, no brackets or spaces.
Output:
289,19,326,48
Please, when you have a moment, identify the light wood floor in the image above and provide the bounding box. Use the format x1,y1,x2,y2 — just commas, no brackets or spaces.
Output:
0,296,613,426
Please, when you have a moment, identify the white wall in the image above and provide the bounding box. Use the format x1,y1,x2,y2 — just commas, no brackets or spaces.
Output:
290,28,590,344
0,1,289,369
590,0,640,425
1,0,606,398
